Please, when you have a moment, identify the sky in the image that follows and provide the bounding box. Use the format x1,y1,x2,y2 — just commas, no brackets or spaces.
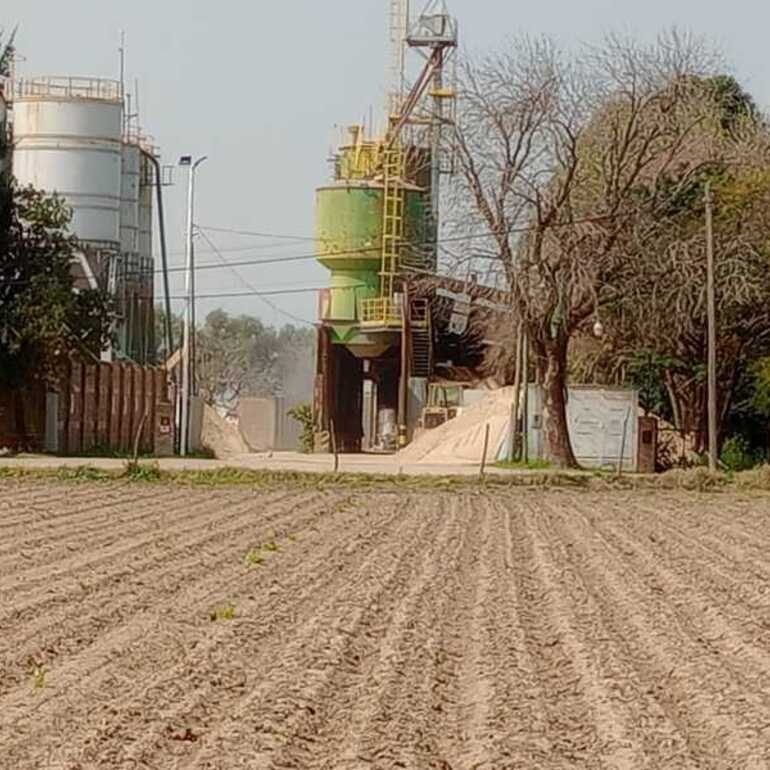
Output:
3,0,769,329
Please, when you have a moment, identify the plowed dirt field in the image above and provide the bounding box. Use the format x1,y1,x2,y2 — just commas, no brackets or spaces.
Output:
1,480,770,769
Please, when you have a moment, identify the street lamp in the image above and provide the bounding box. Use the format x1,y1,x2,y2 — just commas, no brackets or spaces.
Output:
179,154,208,457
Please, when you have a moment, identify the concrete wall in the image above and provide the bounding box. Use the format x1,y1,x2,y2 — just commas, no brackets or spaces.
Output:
237,396,305,453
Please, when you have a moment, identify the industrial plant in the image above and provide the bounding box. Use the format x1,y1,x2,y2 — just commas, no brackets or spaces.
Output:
0,71,161,365
313,0,489,453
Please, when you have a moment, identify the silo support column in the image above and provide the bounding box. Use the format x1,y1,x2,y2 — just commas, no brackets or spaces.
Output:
398,289,411,449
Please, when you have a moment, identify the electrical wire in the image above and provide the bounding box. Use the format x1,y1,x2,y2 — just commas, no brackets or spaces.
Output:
195,228,317,327
155,210,632,277
0,209,635,289
195,224,316,242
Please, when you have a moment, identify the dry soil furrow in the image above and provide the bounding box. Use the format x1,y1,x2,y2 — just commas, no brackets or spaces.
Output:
0,481,131,525
0,486,279,583
673,494,770,547
533,494,700,768
34,493,417,769
176,495,449,769
558,496,770,768
582,498,770,711
0,490,337,699
585,495,770,662
0,482,175,541
0,490,354,738
0,487,306,607
304,494,470,769
431,494,498,769
630,496,770,611
519,493,655,769
0,488,309,649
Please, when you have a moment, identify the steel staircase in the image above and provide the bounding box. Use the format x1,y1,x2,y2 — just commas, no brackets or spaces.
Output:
410,298,432,377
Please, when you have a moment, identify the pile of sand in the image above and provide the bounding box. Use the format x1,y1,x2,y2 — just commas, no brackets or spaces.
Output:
398,387,515,465
201,404,251,459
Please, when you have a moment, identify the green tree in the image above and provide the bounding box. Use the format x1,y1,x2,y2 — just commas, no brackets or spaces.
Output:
157,307,316,413
0,183,114,388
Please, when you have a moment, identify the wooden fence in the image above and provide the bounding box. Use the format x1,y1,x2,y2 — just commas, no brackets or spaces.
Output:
55,358,172,455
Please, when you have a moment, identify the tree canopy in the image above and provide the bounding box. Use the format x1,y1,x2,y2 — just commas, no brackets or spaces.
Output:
156,307,316,413
450,31,770,467
0,183,114,387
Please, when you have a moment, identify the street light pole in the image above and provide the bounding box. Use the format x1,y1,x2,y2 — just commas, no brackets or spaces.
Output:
705,181,718,472
179,154,207,457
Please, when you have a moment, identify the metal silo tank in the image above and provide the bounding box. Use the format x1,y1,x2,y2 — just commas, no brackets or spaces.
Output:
11,77,123,247
315,180,427,323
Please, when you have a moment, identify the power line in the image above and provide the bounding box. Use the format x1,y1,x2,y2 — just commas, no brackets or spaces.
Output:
154,211,632,277
2,209,635,288
196,224,316,242
169,287,323,301
196,229,316,327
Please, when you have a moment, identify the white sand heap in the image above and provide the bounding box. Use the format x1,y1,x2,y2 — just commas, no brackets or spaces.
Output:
201,404,251,458
397,387,515,465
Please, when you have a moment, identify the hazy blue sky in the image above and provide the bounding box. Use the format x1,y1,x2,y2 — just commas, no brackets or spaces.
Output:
3,0,768,327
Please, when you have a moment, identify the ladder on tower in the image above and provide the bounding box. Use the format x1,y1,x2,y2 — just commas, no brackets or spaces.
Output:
380,137,406,303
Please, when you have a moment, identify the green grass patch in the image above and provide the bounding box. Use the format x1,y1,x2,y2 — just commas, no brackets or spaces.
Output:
123,461,163,482
6,461,770,494
494,458,553,471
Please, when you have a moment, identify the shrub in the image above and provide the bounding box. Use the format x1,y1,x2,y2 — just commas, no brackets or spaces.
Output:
287,404,314,453
720,436,760,472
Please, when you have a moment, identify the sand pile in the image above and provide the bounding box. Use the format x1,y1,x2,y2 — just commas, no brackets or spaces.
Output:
398,387,515,465
201,404,251,458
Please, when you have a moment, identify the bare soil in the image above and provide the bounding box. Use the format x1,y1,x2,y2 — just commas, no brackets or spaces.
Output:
1,480,770,768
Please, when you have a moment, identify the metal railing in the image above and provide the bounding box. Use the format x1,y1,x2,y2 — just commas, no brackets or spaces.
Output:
360,297,403,327
410,297,430,328
12,76,123,103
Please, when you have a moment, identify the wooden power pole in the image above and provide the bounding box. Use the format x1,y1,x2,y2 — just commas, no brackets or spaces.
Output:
705,182,718,472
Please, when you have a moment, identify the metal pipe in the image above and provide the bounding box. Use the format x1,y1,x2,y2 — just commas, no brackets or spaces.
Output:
142,150,173,359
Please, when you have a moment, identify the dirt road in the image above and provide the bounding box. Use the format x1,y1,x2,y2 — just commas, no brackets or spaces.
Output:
1,480,769,768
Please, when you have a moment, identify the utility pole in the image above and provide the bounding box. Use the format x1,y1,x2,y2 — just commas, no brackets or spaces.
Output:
178,154,207,456
705,182,718,472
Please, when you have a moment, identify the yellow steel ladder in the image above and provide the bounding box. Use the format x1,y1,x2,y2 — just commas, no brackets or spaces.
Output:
380,137,405,304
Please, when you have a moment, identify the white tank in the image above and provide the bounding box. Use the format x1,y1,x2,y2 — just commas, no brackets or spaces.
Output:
12,77,123,247
120,141,140,257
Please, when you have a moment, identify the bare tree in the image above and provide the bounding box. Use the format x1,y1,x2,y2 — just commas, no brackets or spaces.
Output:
449,31,723,467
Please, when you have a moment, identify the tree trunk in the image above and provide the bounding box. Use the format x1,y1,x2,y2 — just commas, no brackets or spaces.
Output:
540,335,578,469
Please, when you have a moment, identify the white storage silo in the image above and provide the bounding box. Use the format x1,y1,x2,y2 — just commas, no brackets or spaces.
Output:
11,77,123,247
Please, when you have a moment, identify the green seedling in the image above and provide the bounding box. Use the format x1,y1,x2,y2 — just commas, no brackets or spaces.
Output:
209,604,236,622
31,663,46,690
262,541,280,553
245,549,264,566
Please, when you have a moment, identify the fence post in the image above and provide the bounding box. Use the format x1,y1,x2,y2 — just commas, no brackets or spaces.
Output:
330,418,339,473
480,423,491,478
